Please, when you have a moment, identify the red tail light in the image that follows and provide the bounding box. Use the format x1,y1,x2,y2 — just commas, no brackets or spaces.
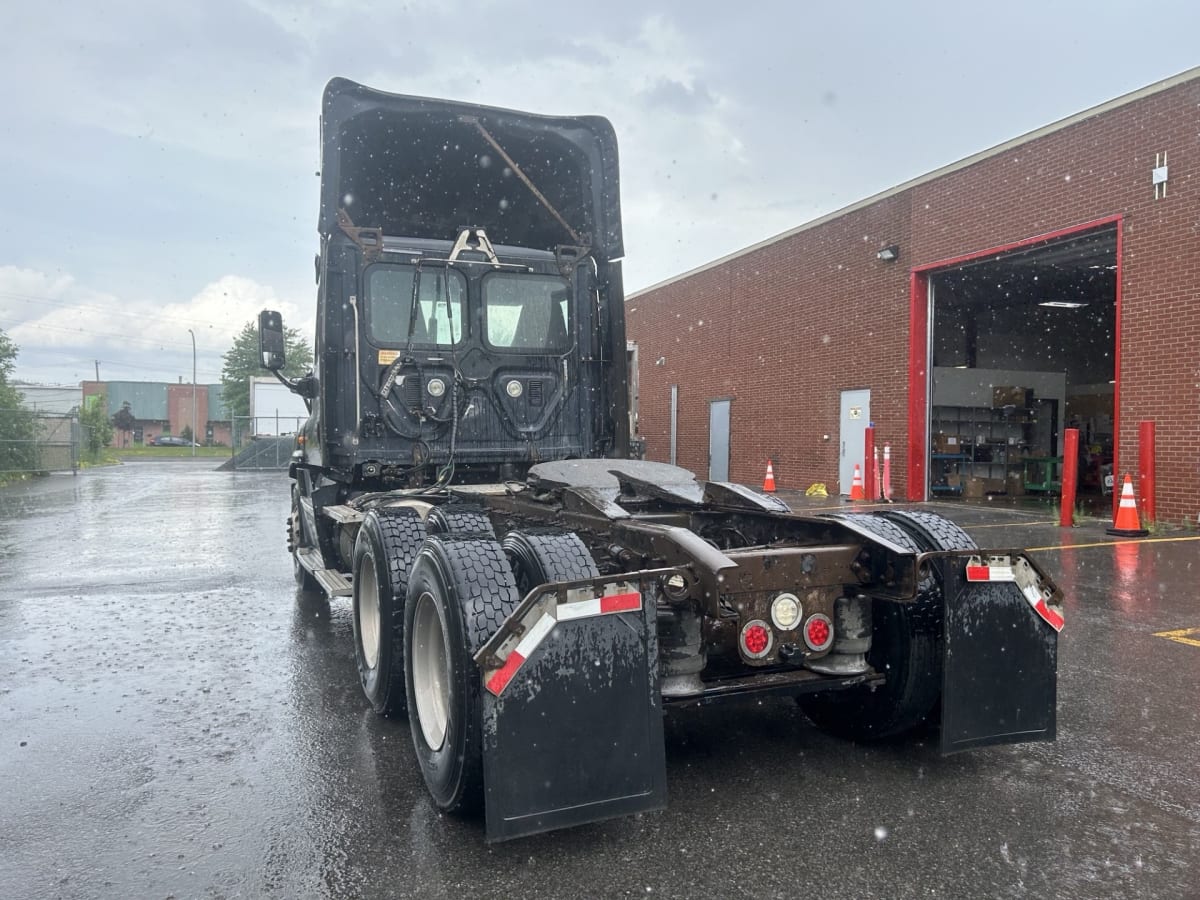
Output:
804,614,834,651
740,620,772,659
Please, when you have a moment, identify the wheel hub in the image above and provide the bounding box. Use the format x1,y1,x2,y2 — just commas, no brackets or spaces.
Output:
412,591,450,751
358,560,382,670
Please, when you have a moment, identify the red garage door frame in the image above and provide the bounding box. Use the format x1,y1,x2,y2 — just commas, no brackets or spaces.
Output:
906,214,1124,501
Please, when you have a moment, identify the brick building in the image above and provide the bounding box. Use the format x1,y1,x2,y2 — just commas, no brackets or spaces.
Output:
627,68,1200,524
81,380,232,446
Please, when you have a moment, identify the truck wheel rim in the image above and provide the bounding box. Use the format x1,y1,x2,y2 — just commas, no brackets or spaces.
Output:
359,560,381,670
412,590,450,751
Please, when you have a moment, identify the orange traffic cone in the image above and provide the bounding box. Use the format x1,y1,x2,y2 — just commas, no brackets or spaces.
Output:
1106,474,1149,537
763,460,777,493
849,463,865,501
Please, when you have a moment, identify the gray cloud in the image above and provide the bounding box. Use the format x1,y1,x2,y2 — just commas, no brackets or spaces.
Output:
640,78,717,115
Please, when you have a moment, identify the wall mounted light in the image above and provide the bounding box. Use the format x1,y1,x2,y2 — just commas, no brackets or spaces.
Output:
876,245,900,262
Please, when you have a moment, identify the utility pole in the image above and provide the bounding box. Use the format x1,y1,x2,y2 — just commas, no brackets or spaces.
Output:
187,329,197,458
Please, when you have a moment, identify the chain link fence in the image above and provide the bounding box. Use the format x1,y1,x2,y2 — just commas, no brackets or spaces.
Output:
0,408,81,476
227,415,306,470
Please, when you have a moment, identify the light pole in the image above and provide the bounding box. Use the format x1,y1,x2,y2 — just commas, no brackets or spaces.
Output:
187,328,197,458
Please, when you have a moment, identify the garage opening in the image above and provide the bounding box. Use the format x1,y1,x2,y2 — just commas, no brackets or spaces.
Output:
928,225,1117,508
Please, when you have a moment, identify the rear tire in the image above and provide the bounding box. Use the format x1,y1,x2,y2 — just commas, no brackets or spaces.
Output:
352,508,426,716
426,505,495,537
502,530,599,595
404,537,520,812
800,512,965,741
877,509,977,557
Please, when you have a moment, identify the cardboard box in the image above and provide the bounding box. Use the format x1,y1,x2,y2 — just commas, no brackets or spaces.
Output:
993,386,1034,408
932,434,960,454
1005,471,1026,497
964,476,1006,499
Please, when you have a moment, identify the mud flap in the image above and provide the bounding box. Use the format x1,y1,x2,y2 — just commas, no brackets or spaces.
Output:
476,577,667,842
940,554,1061,754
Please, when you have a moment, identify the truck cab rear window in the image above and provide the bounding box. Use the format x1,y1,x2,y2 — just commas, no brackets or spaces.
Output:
366,265,466,347
484,273,571,352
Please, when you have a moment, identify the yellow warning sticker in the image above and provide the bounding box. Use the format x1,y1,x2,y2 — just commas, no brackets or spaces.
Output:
1153,627,1200,648
378,350,400,365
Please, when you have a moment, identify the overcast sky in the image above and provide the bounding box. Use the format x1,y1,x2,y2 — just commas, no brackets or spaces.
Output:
2,1,1197,387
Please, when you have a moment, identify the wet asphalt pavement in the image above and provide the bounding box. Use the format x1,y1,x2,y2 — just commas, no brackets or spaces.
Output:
2,461,1198,899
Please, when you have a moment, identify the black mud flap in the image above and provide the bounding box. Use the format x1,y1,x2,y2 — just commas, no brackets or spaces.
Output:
939,553,1063,754
476,575,668,842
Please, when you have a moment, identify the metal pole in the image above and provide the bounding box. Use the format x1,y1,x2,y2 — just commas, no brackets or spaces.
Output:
188,329,197,458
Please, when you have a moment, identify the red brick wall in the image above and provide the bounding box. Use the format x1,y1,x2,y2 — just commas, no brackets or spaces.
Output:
167,384,209,437
629,77,1200,524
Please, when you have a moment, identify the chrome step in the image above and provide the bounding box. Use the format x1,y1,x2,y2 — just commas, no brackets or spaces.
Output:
321,504,364,524
313,568,352,597
296,547,353,597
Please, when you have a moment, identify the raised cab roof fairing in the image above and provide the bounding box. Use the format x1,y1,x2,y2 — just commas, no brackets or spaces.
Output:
319,78,624,258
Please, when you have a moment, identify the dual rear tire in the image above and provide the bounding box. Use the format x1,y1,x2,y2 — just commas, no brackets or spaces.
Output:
799,510,976,741
354,513,596,813
401,531,597,812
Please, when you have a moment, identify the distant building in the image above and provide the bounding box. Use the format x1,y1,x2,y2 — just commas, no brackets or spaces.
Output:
81,380,232,446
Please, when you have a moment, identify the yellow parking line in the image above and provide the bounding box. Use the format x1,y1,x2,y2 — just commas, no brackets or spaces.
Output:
1153,627,1200,648
1024,535,1200,552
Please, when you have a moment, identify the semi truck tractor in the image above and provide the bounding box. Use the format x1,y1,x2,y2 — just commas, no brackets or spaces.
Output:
261,78,1063,842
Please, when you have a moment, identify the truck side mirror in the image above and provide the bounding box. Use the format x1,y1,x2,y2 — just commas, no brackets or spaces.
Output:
259,309,286,370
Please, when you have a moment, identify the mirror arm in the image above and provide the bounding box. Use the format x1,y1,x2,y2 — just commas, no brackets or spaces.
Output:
270,368,317,401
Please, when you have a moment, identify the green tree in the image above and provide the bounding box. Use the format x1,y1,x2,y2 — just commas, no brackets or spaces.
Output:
112,401,136,447
80,394,114,456
220,320,312,421
180,424,193,444
0,329,37,475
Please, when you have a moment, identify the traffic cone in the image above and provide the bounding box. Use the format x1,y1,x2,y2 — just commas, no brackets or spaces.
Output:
763,460,777,493
849,463,865,501
1106,474,1149,537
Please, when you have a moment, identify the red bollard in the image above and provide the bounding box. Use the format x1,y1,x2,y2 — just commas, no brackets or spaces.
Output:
863,426,876,502
1060,428,1079,527
1139,421,1156,524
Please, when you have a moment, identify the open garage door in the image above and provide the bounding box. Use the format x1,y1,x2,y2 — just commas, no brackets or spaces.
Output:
927,226,1117,510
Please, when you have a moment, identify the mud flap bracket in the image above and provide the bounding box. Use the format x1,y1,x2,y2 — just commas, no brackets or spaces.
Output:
939,553,1060,754
477,573,669,842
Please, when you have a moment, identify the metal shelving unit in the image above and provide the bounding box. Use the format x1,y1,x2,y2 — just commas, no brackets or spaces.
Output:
930,405,1039,495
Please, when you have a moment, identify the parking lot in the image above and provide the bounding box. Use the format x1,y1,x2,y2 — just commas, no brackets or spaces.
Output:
2,461,1198,899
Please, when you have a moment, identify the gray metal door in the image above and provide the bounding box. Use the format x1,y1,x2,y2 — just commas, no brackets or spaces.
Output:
839,389,870,494
708,399,731,482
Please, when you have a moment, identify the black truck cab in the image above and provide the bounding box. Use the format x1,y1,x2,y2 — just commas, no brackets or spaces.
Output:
288,78,630,489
